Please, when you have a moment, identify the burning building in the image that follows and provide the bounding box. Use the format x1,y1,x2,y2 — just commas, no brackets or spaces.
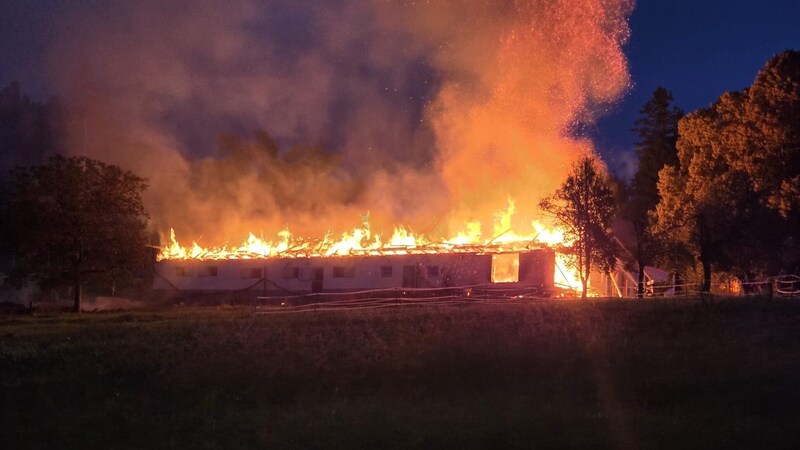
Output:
153,205,648,301
153,206,611,300
153,248,556,298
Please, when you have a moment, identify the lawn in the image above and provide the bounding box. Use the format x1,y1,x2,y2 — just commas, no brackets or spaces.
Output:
1,298,800,449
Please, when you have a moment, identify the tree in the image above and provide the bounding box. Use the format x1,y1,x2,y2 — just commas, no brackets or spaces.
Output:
0,81,65,178
732,50,800,274
734,51,800,217
654,51,800,293
540,156,618,299
4,155,151,312
631,88,683,204
621,87,682,297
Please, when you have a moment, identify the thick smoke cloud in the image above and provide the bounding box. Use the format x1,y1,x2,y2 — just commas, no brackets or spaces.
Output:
48,0,633,244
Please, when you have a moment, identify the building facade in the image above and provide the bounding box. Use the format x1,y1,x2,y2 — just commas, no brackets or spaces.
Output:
153,249,556,297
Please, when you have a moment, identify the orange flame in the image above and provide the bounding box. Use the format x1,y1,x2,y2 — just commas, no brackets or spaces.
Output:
158,199,584,292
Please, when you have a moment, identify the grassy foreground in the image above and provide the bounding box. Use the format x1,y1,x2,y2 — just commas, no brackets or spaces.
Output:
2,298,800,449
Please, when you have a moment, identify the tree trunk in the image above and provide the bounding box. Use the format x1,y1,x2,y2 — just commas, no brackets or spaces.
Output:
637,261,646,298
71,244,84,313
73,280,82,313
581,277,588,300
697,217,712,295
583,240,592,300
700,257,711,294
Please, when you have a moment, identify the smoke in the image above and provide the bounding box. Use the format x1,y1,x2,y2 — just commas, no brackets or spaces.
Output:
404,0,633,231
47,0,633,243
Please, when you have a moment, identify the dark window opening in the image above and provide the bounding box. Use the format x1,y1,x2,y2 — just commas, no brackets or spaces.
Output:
282,267,299,279
175,267,188,277
333,266,355,278
381,266,393,277
198,266,218,277
242,268,263,279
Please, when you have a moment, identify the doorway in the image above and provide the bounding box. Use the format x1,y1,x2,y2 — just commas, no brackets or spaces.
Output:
311,268,324,293
402,265,417,288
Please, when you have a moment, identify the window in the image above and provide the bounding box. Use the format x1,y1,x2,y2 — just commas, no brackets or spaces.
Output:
427,265,439,278
333,266,355,278
174,267,188,277
491,253,519,283
242,268,263,279
198,266,218,277
381,266,393,277
281,267,299,279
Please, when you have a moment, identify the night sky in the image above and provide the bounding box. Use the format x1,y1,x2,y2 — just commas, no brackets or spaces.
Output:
594,0,800,174
2,0,799,176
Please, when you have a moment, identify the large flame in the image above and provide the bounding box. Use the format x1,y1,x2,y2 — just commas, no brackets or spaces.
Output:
159,199,583,292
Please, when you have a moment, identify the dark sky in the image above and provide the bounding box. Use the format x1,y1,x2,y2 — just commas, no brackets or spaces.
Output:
594,0,800,173
0,0,61,99
2,0,799,174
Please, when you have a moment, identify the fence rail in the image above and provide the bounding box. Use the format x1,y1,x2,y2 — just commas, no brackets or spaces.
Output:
255,284,554,314
252,274,800,314
616,275,800,299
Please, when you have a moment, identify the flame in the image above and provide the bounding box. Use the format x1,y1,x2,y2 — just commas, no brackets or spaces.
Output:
158,199,585,293
445,221,482,245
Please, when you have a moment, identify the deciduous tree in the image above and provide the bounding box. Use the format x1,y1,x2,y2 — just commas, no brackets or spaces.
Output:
734,51,800,217
5,155,151,312
654,51,800,293
540,156,618,299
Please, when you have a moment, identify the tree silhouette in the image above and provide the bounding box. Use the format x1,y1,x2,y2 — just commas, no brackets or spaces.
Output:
0,81,64,177
654,51,800,292
540,157,618,299
621,87,682,297
5,155,151,312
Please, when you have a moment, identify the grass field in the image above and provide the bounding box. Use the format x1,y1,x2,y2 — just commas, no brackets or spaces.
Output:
2,298,800,449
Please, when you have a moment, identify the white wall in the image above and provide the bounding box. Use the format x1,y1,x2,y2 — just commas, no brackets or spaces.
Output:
153,250,555,293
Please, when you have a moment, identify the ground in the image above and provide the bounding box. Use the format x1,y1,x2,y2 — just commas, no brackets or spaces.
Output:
1,298,800,449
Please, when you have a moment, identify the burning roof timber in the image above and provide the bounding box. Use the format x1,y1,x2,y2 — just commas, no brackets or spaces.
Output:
160,231,552,260
158,201,568,260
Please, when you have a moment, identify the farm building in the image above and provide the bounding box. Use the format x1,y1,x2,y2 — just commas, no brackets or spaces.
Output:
153,248,557,298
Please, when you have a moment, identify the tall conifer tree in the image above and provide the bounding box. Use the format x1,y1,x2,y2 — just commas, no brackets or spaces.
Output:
622,88,682,297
